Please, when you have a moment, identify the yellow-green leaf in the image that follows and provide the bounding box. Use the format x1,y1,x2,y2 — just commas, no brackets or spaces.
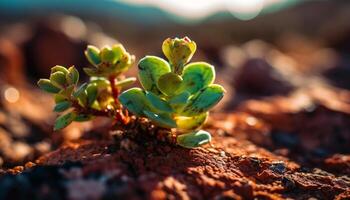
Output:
50,71,67,88
181,84,225,116
66,66,79,85
86,83,98,106
119,88,150,116
157,72,183,96
51,65,69,75
138,56,171,94
54,112,76,131
37,79,60,93
175,112,208,130
177,130,211,148
85,45,101,66
115,77,136,88
181,62,215,94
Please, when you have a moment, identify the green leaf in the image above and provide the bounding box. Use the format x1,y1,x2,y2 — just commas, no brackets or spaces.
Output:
115,53,135,74
143,110,177,128
138,56,171,94
162,37,197,74
50,71,67,88
157,72,183,96
66,66,79,85
73,83,87,98
90,100,101,110
90,77,110,88
115,77,136,88
181,84,225,116
54,112,76,131
111,44,125,61
51,65,69,75
181,62,215,94
54,94,67,103
119,88,151,116
169,91,191,112
83,68,99,77
177,130,211,148
169,91,190,105
100,47,118,64
86,83,98,106
54,101,71,112
74,114,93,122
145,91,173,113
37,79,61,93
175,112,208,130
73,83,88,106
85,45,101,66
59,85,75,97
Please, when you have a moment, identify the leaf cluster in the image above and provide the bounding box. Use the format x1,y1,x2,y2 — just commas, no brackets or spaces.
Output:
119,37,225,148
38,44,136,130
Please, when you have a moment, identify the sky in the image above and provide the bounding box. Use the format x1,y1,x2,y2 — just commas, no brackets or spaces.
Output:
119,0,296,20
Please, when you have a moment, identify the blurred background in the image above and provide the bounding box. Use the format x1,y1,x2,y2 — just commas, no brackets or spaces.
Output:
0,0,350,169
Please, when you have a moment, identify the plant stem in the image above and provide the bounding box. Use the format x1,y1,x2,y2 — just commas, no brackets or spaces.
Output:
109,75,119,105
71,100,113,117
109,75,129,124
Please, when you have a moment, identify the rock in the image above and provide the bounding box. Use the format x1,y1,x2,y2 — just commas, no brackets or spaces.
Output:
234,58,294,96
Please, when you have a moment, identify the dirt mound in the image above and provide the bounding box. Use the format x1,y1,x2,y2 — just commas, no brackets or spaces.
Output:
0,124,348,200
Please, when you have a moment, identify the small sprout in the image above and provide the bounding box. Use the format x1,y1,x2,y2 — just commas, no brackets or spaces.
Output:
120,37,225,148
162,37,196,74
84,44,135,77
38,42,136,131
38,38,223,149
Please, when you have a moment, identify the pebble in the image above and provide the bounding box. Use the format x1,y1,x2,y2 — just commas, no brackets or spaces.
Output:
24,162,36,169
269,162,286,174
282,176,295,190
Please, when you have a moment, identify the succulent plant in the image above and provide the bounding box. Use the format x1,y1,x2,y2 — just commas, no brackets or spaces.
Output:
83,44,135,78
38,44,135,131
119,37,225,148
